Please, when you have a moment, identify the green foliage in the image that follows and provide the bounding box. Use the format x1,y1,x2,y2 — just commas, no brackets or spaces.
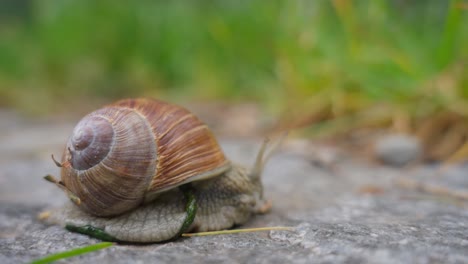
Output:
30,242,114,264
0,0,466,118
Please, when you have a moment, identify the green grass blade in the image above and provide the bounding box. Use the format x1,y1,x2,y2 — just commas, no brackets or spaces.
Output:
436,0,463,68
30,242,114,264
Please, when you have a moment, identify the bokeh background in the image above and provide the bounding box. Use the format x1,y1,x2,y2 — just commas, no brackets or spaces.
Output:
0,0,467,161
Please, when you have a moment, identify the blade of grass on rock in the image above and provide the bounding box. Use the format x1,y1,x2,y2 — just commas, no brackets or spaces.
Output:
31,242,114,264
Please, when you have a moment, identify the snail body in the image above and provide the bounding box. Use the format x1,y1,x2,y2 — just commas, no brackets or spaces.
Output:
45,98,273,242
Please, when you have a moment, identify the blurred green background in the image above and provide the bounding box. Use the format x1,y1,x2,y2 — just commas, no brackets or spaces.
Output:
0,0,467,158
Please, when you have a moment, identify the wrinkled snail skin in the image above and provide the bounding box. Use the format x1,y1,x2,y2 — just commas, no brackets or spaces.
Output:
46,164,269,243
45,98,273,243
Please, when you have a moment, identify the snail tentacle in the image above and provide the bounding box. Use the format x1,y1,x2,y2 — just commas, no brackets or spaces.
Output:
250,132,288,180
43,174,81,205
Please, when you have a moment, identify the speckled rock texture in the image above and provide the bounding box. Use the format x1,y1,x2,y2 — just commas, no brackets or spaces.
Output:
0,111,467,264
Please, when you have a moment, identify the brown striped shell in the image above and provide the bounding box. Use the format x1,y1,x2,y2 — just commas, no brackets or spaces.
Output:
60,98,230,217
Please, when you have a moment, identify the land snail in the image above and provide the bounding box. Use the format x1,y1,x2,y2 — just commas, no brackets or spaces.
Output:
43,98,282,243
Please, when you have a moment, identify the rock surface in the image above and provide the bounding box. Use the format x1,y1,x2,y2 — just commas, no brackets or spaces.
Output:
0,112,467,264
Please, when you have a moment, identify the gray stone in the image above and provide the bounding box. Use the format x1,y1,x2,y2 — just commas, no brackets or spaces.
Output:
375,134,422,166
0,111,467,264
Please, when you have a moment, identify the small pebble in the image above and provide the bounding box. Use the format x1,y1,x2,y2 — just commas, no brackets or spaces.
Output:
375,134,422,167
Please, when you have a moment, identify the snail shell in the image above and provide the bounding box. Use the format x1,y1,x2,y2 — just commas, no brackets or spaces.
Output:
60,98,230,217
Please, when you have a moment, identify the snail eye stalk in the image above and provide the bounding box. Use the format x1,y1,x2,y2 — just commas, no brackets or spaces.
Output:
43,174,81,205
51,154,71,168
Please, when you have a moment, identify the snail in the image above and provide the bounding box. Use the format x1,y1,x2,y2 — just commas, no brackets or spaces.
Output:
43,98,278,243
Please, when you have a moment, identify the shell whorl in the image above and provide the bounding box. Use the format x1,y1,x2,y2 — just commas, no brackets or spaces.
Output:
68,116,114,170
60,98,229,217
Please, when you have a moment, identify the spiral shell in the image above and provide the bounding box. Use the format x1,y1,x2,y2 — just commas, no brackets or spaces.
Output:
60,98,230,217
